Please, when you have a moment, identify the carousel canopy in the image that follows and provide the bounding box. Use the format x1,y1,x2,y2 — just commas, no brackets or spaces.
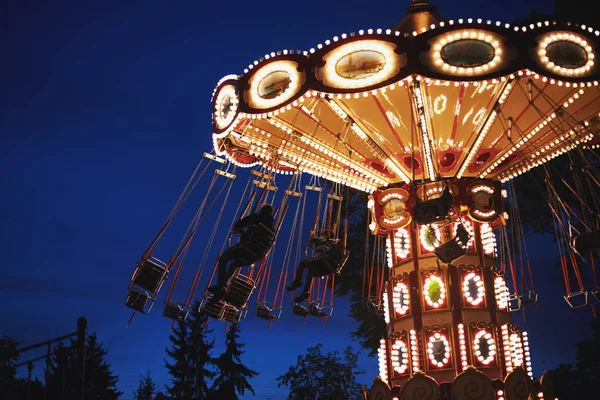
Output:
211,1,600,193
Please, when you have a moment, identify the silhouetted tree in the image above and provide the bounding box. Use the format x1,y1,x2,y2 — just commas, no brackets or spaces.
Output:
555,0,596,26
165,320,194,399
83,333,122,399
153,391,169,400
133,368,156,400
572,318,600,396
188,302,216,399
546,318,600,399
277,343,364,400
19,376,45,400
46,334,122,400
0,336,21,400
211,323,257,399
334,191,388,355
46,341,73,400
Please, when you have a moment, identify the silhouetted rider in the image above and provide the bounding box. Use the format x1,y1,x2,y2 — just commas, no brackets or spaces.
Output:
208,204,274,299
286,229,348,303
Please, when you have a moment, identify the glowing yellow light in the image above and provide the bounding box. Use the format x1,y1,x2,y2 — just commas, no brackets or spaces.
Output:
538,31,595,77
378,339,388,383
463,271,485,305
320,40,400,89
247,60,303,110
214,84,239,130
510,332,524,367
423,275,446,308
430,29,505,76
427,332,451,368
392,281,410,315
391,339,409,374
410,330,421,372
473,330,496,365
494,276,509,309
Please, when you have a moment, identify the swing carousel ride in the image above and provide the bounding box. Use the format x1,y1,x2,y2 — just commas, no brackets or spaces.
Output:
125,0,600,398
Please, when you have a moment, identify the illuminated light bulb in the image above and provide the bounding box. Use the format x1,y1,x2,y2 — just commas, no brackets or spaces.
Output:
423,275,446,308
463,271,485,305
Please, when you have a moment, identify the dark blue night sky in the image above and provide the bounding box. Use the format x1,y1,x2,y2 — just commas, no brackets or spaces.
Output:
2,1,597,399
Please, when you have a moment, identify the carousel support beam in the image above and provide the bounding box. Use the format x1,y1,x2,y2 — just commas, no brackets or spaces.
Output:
327,98,411,183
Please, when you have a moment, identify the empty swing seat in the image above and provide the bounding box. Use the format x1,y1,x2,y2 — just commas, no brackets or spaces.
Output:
125,289,152,313
256,302,282,321
572,230,600,256
364,297,385,316
199,295,227,320
520,290,538,306
413,185,454,225
162,301,189,322
433,224,471,263
132,257,168,292
564,291,589,308
508,291,537,311
222,304,242,323
292,303,309,317
592,288,600,303
508,294,522,311
223,275,256,308
308,301,333,318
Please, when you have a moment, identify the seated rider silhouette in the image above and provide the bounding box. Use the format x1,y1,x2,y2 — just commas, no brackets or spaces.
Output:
208,204,275,299
286,229,348,303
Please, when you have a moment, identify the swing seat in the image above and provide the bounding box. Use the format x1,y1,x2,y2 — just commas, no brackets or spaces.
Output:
520,291,538,306
564,291,589,308
364,297,386,316
572,230,600,256
132,257,168,293
508,294,522,311
199,295,227,320
308,245,349,277
222,304,242,323
591,288,600,304
433,224,471,263
308,301,333,318
162,301,189,322
292,303,309,317
125,289,152,313
235,224,276,265
413,185,454,225
223,274,256,308
256,302,282,321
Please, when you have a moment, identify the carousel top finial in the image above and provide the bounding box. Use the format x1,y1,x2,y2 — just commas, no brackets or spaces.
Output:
391,0,447,33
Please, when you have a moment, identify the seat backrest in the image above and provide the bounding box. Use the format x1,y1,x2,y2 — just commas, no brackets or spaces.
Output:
316,242,348,275
413,185,454,224
243,223,276,254
333,247,349,274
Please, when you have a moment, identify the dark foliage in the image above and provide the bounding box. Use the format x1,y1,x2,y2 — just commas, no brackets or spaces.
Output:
46,340,73,400
164,301,217,399
547,318,600,399
153,391,170,400
188,302,217,399
134,368,156,400
83,333,123,400
334,191,388,355
0,336,21,400
276,343,364,400
165,320,195,399
211,323,258,399
46,334,122,400
0,331,122,400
